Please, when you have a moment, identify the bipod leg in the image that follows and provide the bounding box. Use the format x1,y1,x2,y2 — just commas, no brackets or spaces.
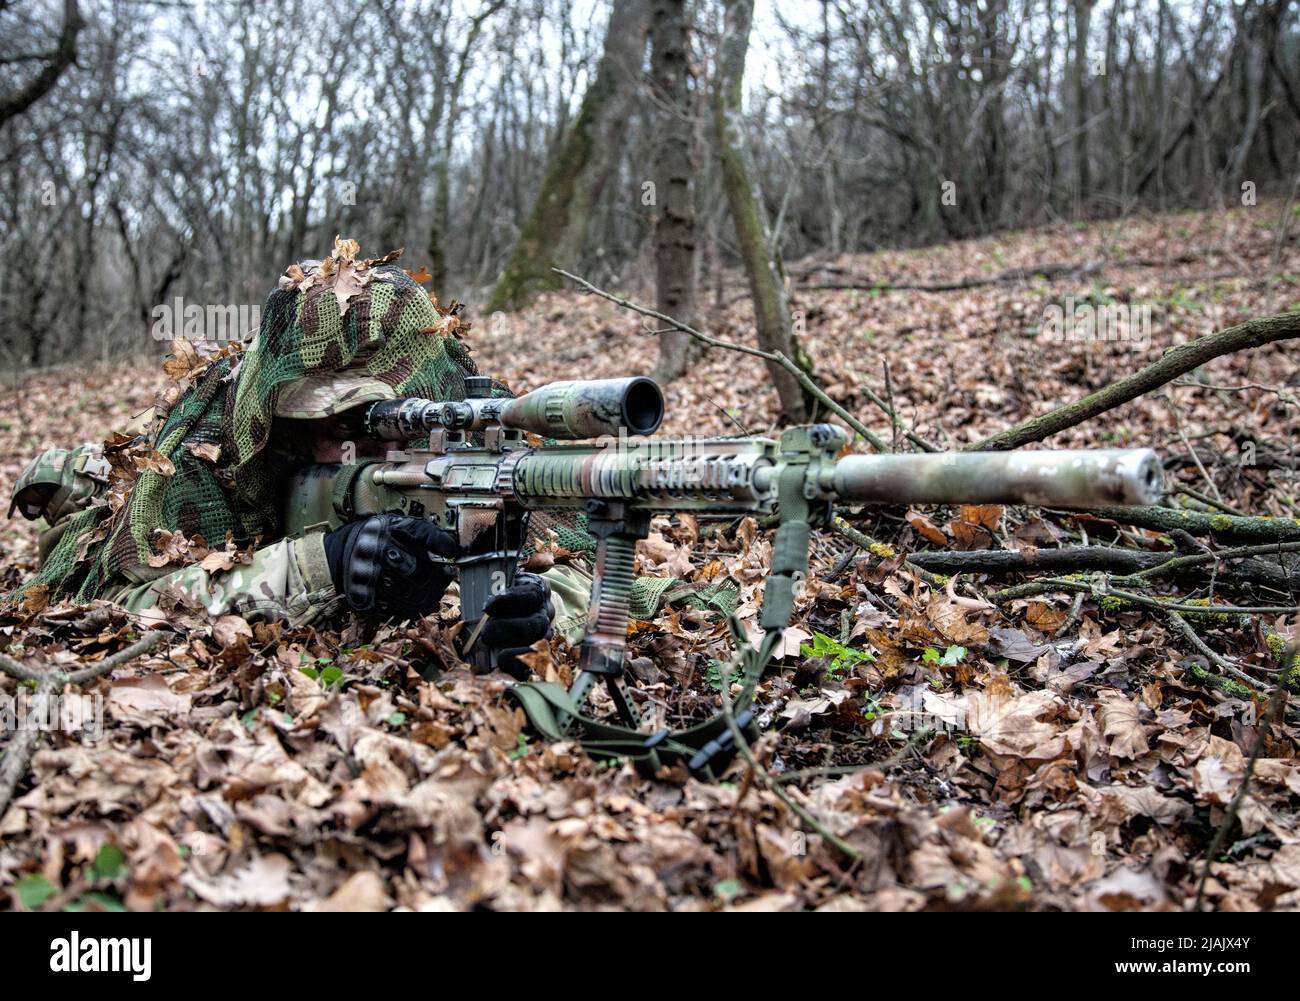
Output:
562,501,649,730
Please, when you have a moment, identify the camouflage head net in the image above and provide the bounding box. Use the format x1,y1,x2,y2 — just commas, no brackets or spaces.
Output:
19,243,478,603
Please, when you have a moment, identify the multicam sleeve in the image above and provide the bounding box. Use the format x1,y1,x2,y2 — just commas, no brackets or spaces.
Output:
106,531,340,626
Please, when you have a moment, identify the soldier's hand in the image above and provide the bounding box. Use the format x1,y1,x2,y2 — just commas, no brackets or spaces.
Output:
480,572,554,679
323,515,457,620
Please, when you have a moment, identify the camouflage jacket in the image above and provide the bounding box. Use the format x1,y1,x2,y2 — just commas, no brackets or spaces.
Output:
10,445,595,640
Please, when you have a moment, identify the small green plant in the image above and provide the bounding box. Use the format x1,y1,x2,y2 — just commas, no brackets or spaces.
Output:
94,843,126,881
300,656,345,688
508,734,530,760
922,644,967,668
800,631,874,680
16,873,55,909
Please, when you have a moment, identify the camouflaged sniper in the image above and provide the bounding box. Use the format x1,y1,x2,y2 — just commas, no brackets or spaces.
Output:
9,247,481,606
4,240,1165,778
4,248,718,634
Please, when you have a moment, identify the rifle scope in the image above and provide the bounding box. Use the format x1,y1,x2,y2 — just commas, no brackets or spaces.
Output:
367,376,665,441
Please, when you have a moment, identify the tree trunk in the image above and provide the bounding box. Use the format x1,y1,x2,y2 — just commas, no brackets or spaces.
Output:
486,0,650,313
712,0,808,423
650,0,697,381
1071,0,1094,213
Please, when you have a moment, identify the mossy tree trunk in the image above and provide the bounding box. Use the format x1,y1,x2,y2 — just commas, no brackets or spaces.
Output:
712,0,809,423
650,0,698,382
487,0,650,314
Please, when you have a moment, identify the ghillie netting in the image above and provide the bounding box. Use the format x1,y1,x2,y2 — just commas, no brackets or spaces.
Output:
16,241,478,604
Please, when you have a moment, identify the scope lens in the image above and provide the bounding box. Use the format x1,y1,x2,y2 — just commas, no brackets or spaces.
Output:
622,378,664,435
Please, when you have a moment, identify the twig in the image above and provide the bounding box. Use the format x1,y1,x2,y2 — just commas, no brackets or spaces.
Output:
0,631,165,819
1163,393,1224,504
1056,592,1086,637
1194,643,1296,911
552,268,890,452
883,360,898,453
714,657,862,862
831,516,944,588
1174,485,1245,516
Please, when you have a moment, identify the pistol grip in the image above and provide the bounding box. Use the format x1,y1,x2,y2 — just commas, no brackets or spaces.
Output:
457,552,518,674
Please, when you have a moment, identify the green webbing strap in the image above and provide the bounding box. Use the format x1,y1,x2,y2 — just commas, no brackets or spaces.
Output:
506,611,778,778
330,460,384,522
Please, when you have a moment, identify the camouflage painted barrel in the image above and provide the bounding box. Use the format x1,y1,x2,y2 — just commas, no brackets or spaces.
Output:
828,448,1162,507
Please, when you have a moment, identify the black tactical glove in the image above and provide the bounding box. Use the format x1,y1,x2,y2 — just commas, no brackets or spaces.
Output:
323,515,458,620
480,572,554,679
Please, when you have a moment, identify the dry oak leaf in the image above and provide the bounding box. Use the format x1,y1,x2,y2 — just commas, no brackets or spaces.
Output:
146,528,190,568
947,505,1003,551
107,674,192,717
908,511,948,547
1098,691,1150,759
186,442,221,463
182,853,293,908
213,614,253,649
962,686,1063,760
332,262,370,318
19,583,49,616
132,449,175,477
1025,600,1069,634
161,336,205,382
305,871,388,912
926,594,989,645
278,263,306,291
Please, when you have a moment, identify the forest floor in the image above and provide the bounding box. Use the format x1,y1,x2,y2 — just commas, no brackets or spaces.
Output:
1,201,1299,911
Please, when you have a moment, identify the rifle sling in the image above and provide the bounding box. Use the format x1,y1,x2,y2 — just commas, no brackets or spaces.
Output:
506,620,777,780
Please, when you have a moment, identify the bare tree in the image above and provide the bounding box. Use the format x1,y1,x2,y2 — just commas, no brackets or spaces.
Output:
713,0,807,422
487,0,651,312
650,0,697,381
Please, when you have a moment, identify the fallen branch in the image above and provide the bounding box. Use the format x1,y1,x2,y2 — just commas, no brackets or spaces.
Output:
968,310,1300,451
1164,610,1262,691
1073,505,1300,544
798,260,1101,293
904,541,1300,592
0,630,165,819
988,576,1295,616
